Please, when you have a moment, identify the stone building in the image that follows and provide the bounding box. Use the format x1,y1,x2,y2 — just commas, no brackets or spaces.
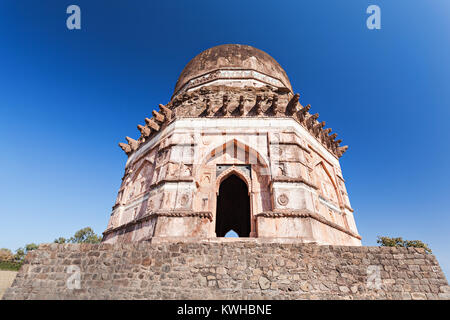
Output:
103,44,361,246
5,45,449,301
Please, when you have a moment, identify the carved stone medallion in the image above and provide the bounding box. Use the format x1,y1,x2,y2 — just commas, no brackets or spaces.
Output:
277,193,289,206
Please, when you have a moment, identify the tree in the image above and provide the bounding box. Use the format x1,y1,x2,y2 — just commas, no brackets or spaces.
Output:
14,243,39,262
53,227,102,244
377,236,432,253
53,237,67,244
69,227,102,243
0,248,21,271
0,248,14,262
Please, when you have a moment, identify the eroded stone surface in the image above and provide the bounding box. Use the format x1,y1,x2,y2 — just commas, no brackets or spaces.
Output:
108,45,357,245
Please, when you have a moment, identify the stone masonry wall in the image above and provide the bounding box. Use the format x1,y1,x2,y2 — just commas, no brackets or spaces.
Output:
3,241,449,300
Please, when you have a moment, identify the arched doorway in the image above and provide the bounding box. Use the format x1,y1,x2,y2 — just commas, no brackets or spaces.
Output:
215,174,251,237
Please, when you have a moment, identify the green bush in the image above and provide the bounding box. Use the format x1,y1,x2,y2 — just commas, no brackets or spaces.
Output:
53,227,102,244
0,260,22,271
377,236,432,253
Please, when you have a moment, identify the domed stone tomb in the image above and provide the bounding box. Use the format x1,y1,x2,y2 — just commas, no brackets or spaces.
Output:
104,44,361,246
6,45,450,302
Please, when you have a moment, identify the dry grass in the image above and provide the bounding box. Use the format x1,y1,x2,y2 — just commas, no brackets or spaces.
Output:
0,271,17,299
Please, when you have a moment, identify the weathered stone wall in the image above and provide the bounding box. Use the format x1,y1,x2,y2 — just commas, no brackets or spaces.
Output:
3,241,449,300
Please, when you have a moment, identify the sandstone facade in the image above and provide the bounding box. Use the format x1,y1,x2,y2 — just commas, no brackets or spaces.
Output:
104,44,361,245
3,242,449,300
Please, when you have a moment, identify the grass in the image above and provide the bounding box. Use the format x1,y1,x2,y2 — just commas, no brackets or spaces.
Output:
0,261,22,271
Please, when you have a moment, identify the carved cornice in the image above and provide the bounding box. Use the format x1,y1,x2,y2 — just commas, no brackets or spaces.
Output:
273,141,311,154
271,177,318,190
153,177,194,187
119,86,347,159
103,210,213,236
157,142,197,152
173,68,290,98
111,178,194,213
255,209,362,240
152,210,213,220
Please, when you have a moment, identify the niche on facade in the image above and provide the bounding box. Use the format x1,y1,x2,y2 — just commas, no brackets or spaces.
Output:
215,174,251,237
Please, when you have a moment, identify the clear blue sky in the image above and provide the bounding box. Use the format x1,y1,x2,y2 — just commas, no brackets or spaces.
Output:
0,1,449,277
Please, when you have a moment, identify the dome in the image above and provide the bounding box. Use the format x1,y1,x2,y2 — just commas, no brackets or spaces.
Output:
173,44,293,97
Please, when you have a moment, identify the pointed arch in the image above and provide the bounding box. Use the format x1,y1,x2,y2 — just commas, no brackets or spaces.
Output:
224,230,238,238
314,161,337,189
126,159,153,201
131,159,153,182
314,161,339,203
215,166,252,195
203,138,270,172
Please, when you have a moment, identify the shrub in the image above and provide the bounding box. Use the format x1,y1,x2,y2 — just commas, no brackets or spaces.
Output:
0,248,14,262
377,236,432,253
0,260,22,271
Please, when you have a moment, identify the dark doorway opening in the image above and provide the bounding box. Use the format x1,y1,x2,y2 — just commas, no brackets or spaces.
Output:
215,174,251,237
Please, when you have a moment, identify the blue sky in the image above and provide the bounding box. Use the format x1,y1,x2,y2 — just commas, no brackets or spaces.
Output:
0,1,449,277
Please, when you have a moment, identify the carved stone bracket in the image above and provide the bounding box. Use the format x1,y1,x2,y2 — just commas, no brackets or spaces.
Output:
119,86,347,159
